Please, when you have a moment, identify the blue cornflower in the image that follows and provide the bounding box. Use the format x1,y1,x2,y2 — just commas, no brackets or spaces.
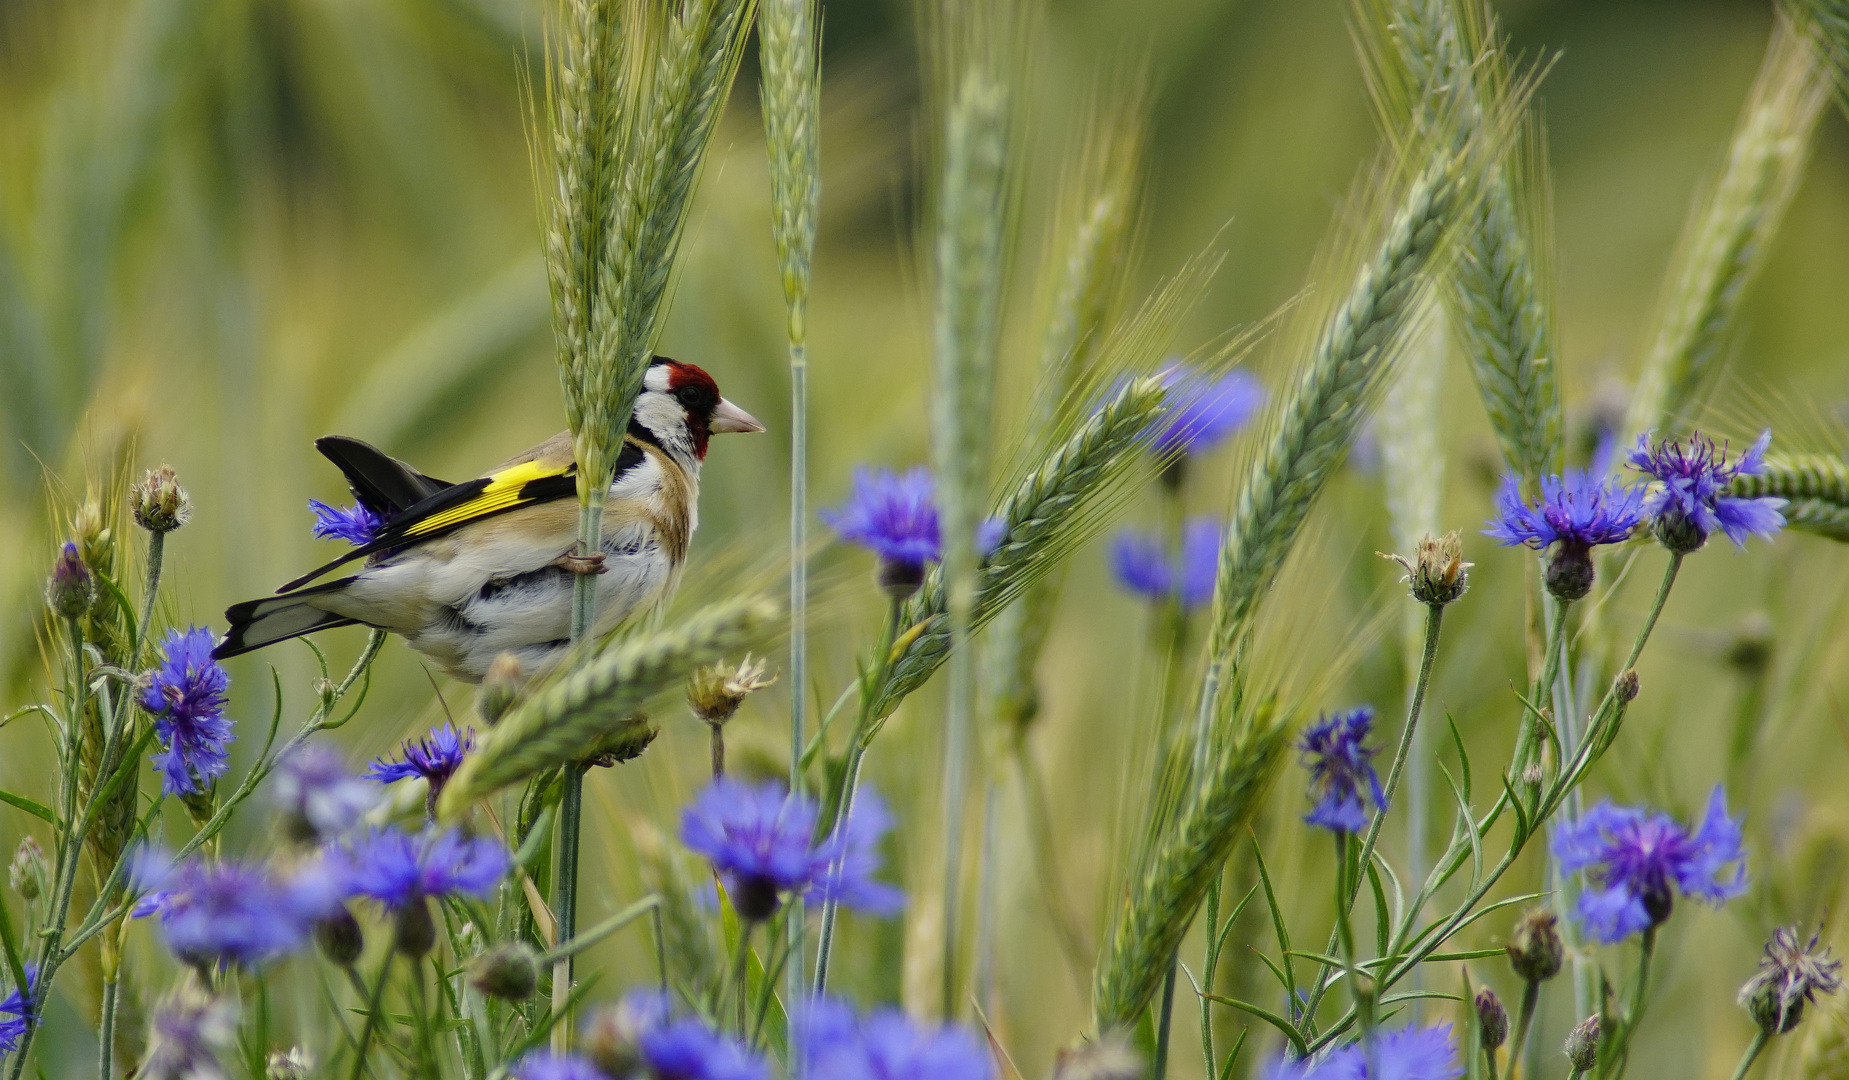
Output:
641,1018,770,1080
821,468,1003,597
796,998,994,1080
0,964,37,1054
309,499,386,546
140,627,234,796
140,988,236,1080
680,779,902,921
1553,786,1747,943
1266,1023,1462,1079
1110,519,1222,609
1627,430,1787,553
1484,470,1643,601
272,743,376,842
1298,708,1385,834
369,723,474,815
131,856,334,969
338,825,509,910
1151,364,1265,460
514,1053,610,1080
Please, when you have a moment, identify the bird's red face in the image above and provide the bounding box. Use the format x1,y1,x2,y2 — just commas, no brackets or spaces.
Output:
646,358,765,459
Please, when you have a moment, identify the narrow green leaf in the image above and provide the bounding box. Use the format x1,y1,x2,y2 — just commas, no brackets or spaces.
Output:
1199,993,1308,1058
0,789,55,825
1367,862,1391,957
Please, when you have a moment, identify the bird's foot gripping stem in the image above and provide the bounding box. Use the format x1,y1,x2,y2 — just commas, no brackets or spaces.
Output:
552,550,608,575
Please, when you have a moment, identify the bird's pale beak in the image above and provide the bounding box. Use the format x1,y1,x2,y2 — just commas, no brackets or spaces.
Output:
709,398,766,434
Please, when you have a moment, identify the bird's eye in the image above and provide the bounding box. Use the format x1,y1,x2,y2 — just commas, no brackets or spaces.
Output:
676,386,712,410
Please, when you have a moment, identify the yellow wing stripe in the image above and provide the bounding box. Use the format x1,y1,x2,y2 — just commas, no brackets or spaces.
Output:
404,460,564,536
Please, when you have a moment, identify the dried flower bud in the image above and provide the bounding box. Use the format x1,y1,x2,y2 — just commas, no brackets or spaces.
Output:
1052,1036,1143,1080
1545,542,1596,603
266,1047,312,1080
46,541,95,618
8,837,47,902
1724,612,1774,676
1476,987,1509,1050
1739,925,1844,1036
1614,669,1640,704
132,465,192,534
1564,1015,1601,1072
395,897,437,957
478,652,523,726
584,993,669,1078
686,655,776,726
1507,908,1565,983
314,907,365,967
467,943,540,1000
1381,531,1470,607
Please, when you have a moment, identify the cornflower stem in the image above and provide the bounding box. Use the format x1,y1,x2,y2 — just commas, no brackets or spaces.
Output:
1302,602,1446,1025
1303,553,1688,1056
726,920,755,1033
135,531,165,663
551,499,602,1052
1509,978,1541,1074
1726,1030,1770,1080
97,969,118,1080
347,953,394,1080
1598,926,1657,1080
1484,1044,1501,1080
1510,595,1571,802
812,596,904,995
1152,961,1179,1080
1333,832,1370,1036
709,722,726,778
1198,875,1221,1080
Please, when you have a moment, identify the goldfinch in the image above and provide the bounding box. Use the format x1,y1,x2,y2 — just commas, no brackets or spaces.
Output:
214,356,764,681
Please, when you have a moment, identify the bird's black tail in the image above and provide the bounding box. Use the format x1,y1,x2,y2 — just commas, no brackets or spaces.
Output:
214,577,363,660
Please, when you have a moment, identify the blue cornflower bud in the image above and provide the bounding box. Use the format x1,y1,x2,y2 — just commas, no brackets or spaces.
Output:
795,997,994,1080
1626,430,1787,554
1738,925,1843,1036
45,541,94,619
0,963,37,1054
1149,364,1265,486
822,467,1002,598
679,779,902,922
1110,519,1222,609
368,723,475,816
140,627,234,797
335,825,510,954
1551,786,1747,942
1297,708,1385,834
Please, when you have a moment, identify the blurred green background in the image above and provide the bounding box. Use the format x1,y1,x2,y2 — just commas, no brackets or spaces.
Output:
6,0,1849,1076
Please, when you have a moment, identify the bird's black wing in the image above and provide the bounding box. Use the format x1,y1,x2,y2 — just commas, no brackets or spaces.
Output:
315,436,454,514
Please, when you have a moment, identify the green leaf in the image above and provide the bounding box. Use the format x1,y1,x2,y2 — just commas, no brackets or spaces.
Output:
1250,834,1298,1000
1445,712,1470,802
0,789,54,825
1367,861,1391,957
1199,993,1307,1058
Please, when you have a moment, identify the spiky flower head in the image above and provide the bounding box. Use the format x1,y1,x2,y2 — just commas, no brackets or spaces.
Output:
469,942,541,1001
796,997,995,1080
679,779,902,921
132,854,338,970
1297,707,1386,834
139,986,237,1080
338,825,509,955
1505,908,1564,984
308,499,385,547
1485,471,1643,601
8,837,46,903
687,656,776,726
1475,989,1508,1051
1627,430,1787,553
1552,786,1747,943
1563,1016,1601,1072
1381,532,1470,607
639,1013,769,1080
1264,1022,1462,1079
1110,519,1222,609
823,467,942,597
369,723,475,816
0,964,37,1054
271,743,376,842
140,627,235,797
1150,364,1265,461
45,541,94,618
132,464,193,533
1738,925,1843,1036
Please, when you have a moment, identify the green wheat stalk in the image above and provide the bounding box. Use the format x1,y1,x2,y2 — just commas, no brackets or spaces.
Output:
1730,452,1849,542
436,596,778,816
1362,0,1562,481
1623,12,1828,442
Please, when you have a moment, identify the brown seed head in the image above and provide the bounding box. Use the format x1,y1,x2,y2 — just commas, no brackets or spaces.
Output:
686,655,776,726
132,464,193,534
1380,531,1470,607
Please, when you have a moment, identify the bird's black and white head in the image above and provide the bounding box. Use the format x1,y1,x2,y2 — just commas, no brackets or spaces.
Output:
632,356,765,466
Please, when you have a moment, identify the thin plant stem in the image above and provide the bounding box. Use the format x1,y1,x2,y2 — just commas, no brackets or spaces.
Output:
1152,960,1179,1080
1510,595,1571,798
1726,1030,1770,1080
135,530,165,664
347,953,393,1080
973,777,1000,1013
813,597,904,994
1598,925,1658,1080
1509,979,1540,1074
788,340,810,1018
710,722,725,778
939,624,974,1018
1199,875,1220,1080
97,972,117,1080
552,497,603,1051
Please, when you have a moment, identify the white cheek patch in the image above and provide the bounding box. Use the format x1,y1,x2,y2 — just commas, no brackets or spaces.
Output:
643,365,673,393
